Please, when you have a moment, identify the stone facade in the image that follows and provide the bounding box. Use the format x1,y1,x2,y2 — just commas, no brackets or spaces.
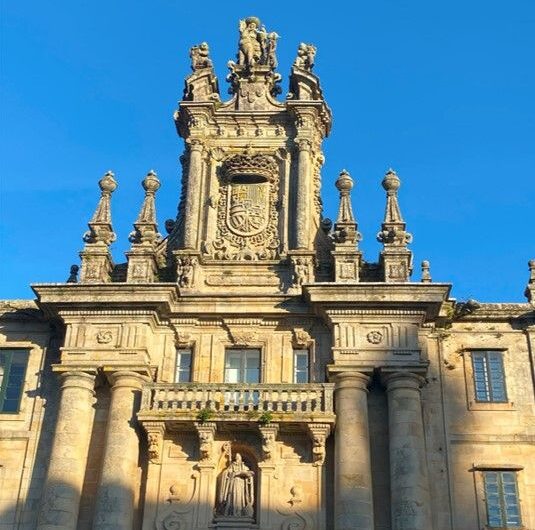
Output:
1,17,534,530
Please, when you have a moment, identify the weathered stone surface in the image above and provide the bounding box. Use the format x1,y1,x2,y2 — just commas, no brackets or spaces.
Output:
1,16,534,530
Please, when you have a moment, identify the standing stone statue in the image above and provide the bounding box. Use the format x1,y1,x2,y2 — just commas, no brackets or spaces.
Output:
217,453,255,518
238,17,265,67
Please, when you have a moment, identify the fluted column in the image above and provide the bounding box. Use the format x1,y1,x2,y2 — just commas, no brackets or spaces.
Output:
93,371,147,530
295,139,311,249
385,372,432,530
38,371,96,530
183,140,203,249
334,372,374,530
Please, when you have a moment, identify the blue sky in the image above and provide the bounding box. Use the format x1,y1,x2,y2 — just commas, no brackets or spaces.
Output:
1,1,534,301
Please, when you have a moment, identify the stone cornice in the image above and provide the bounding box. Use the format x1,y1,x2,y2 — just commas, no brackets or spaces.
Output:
31,283,179,319
303,283,451,322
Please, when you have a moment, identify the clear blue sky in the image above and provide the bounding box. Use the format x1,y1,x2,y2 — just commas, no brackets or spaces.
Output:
1,1,534,301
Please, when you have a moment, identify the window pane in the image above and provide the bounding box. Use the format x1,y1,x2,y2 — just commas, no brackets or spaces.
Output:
0,350,29,413
225,349,260,383
484,471,522,528
293,350,309,384
175,349,192,383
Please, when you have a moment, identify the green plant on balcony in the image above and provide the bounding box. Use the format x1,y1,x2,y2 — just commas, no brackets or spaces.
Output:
196,407,214,423
258,411,273,425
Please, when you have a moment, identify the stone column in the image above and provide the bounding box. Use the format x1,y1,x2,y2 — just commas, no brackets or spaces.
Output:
93,371,147,530
183,139,203,249
38,370,96,530
334,372,374,530
295,139,311,249
385,372,432,530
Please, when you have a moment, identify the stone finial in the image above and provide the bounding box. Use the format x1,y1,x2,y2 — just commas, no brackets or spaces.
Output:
376,169,412,247
79,171,117,283
333,170,362,246
525,259,535,302
126,170,163,283
421,260,432,283
82,171,117,246
128,170,162,247
377,169,413,282
331,170,363,283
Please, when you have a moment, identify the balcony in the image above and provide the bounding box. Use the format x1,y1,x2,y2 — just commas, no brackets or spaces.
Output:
138,382,336,428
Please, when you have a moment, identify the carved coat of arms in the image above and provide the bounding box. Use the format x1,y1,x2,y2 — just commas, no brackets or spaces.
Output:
227,182,270,237
208,153,280,261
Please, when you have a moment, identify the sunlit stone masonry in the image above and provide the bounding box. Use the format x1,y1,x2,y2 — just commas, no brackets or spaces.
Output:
1,16,534,530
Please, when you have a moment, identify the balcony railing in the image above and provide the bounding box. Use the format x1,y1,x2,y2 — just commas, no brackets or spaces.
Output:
139,382,335,424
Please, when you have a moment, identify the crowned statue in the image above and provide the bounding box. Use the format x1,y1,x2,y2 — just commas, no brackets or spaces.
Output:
217,451,255,518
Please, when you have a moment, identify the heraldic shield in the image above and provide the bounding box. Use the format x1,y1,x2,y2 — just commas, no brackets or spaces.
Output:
226,182,270,237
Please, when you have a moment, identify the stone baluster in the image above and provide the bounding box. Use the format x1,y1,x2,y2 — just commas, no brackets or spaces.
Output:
93,371,148,530
37,371,96,530
334,372,374,530
384,372,432,530
183,140,204,249
295,138,312,249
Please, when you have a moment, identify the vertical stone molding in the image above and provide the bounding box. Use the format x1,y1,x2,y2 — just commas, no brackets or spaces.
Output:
182,140,204,249
295,138,311,249
37,370,96,530
385,372,432,530
93,371,148,530
334,372,374,530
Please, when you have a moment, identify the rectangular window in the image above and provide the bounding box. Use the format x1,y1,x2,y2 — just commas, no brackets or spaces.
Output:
293,349,309,383
175,348,192,383
472,351,507,402
0,349,29,413
224,349,260,383
484,471,522,528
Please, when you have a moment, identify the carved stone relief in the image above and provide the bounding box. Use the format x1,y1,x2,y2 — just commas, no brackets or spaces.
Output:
207,153,280,261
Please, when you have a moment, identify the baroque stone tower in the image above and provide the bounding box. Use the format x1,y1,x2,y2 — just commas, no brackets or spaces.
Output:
167,18,332,293
1,16,534,530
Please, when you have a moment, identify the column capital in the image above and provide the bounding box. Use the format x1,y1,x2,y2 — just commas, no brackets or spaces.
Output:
382,370,426,392
53,368,97,394
105,369,151,389
334,370,371,392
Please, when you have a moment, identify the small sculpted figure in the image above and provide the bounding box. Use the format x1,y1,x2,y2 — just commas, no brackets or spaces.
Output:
294,43,316,71
190,42,212,70
238,17,264,67
218,453,255,517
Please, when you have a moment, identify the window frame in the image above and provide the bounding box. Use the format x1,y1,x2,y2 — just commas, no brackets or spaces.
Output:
471,350,508,403
174,347,193,383
0,349,29,414
482,470,522,528
463,349,514,411
292,348,310,384
224,348,261,384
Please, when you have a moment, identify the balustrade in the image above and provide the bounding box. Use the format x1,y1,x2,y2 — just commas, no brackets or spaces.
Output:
139,382,335,422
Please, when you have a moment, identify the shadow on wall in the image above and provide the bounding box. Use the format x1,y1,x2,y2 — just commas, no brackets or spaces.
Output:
0,478,326,529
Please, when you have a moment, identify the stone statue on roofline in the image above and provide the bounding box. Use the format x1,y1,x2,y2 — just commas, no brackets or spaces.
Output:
235,17,279,70
189,42,212,71
293,43,316,71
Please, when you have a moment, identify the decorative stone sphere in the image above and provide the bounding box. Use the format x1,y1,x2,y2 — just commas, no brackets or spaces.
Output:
143,170,160,193
99,171,117,193
422,260,430,268
335,169,353,192
382,168,400,193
